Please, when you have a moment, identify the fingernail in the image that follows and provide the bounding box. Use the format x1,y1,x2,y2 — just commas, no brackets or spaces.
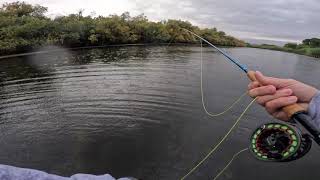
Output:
289,96,297,102
248,90,253,97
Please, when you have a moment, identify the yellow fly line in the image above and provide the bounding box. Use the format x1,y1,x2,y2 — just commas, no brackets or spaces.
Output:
179,39,255,180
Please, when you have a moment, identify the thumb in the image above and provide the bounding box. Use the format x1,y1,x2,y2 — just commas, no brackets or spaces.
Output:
255,71,285,88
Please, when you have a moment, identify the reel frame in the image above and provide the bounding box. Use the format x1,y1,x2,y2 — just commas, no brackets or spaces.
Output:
250,122,312,162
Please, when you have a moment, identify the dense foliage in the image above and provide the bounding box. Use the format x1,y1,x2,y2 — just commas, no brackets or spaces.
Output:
0,1,246,55
248,38,320,58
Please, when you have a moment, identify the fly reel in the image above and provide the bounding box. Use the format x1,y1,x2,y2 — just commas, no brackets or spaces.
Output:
250,122,312,162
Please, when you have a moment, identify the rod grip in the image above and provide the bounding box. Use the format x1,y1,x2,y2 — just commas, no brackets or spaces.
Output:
247,70,305,118
247,70,257,82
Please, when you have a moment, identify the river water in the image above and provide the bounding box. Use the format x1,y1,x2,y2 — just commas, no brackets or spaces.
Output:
0,46,320,180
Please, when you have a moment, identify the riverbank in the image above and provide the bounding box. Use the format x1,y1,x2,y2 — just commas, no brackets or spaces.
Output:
247,44,320,59
0,2,245,56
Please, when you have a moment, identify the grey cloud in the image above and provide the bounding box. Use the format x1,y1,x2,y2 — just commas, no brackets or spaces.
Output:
132,0,320,42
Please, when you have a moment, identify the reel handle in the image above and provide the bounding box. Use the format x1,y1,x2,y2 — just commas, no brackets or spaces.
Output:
247,70,320,145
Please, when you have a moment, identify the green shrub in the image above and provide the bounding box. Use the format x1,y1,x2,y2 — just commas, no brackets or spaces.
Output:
306,48,320,57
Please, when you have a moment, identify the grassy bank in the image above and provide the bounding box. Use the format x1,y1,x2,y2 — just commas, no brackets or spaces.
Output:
247,44,320,59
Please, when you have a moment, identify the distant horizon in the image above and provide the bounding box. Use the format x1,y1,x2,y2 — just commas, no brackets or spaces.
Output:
1,0,319,44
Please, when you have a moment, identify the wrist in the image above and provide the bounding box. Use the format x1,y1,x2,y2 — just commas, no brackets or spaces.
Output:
309,87,319,101
307,91,320,128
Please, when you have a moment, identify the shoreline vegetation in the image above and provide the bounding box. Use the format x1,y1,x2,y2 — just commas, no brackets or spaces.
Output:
247,40,320,59
0,2,319,59
0,1,245,56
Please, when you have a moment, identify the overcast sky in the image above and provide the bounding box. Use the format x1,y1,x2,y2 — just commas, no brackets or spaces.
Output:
1,0,319,43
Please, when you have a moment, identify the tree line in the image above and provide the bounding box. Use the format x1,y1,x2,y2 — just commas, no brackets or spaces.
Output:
0,1,246,55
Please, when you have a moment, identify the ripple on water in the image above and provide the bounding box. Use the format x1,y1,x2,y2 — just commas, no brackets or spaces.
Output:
0,48,201,133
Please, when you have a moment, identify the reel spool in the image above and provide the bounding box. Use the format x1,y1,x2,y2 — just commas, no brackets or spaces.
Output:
250,122,312,162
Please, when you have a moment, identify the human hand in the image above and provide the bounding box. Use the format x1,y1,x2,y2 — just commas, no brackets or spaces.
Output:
248,71,318,121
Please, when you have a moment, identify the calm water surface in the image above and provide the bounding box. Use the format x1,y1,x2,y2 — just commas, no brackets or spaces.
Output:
0,46,320,180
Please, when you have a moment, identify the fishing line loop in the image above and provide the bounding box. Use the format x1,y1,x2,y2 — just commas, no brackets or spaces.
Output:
179,31,256,180
200,39,248,117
